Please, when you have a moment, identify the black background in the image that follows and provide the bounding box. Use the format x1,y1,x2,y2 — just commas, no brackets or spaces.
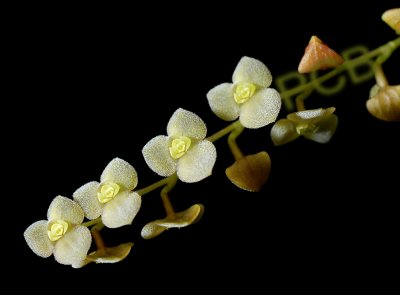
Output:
11,2,399,289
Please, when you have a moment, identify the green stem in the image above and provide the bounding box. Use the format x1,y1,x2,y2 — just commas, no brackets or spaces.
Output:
227,122,245,160
92,221,105,232
82,217,101,227
375,65,388,88
295,87,314,111
280,36,400,109
91,228,105,250
160,174,178,216
206,120,242,142
375,37,399,67
372,38,398,87
136,177,173,196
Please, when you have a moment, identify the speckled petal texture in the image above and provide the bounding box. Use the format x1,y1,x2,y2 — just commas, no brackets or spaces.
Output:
24,220,54,258
73,181,102,220
101,158,138,191
239,88,282,129
232,56,272,87
177,140,217,183
207,83,240,121
53,225,92,266
167,108,207,140
47,196,84,225
142,135,177,177
102,191,142,228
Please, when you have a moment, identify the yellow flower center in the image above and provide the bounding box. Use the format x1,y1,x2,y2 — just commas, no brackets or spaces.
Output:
296,123,319,135
48,220,69,242
97,182,120,204
169,136,191,159
234,82,256,104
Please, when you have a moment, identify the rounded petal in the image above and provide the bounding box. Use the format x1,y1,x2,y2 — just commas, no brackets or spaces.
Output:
206,83,240,121
239,88,282,129
287,107,336,124
102,191,142,228
86,242,134,264
24,220,54,258
141,222,167,240
304,115,339,143
177,140,217,183
366,85,400,122
47,196,84,225
382,8,400,33
232,56,272,87
75,243,134,267
142,135,177,177
100,158,138,191
53,225,92,266
226,152,271,192
155,204,205,228
167,108,207,140
270,119,299,146
73,181,102,220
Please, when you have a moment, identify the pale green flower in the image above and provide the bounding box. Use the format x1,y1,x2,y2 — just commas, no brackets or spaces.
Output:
270,107,338,145
73,158,141,228
24,196,92,267
142,108,217,183
207,56,282,129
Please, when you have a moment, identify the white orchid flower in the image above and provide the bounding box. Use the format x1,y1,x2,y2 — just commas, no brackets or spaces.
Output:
142,108,217,183
24,196,92,267
73,158,141,228
207,56,282,129
271,107,339,145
